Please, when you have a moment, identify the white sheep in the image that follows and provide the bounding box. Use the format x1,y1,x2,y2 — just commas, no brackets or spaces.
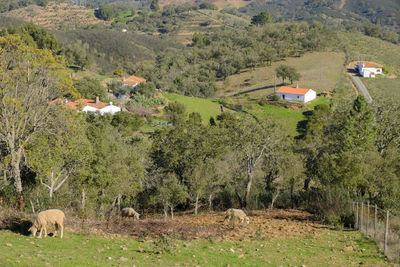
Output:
29,209,65,238
223,208,250,225
121,207,140,220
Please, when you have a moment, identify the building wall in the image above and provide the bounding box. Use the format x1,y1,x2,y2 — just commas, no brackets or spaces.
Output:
304,90,316,102
276,90,316,103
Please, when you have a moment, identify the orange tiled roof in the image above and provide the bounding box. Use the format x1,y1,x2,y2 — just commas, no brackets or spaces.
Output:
123,75,146,85
276,86,311,95
51,98,108,110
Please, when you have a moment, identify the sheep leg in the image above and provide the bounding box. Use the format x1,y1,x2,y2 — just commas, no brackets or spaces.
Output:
60,224,63,238
54,224,58,237
38,227,43,238
44,227,47,238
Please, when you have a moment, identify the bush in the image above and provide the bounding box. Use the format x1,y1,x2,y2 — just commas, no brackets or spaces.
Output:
382,65,393,75
128,94,166,108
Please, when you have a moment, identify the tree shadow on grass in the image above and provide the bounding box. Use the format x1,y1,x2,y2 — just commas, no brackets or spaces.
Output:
0,215,32,236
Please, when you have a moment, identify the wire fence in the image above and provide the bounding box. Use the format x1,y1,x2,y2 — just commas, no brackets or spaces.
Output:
353,202,400,263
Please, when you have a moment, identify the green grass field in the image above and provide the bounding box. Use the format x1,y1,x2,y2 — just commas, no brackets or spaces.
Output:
216,52,346,98
0,229,389,266
163,93,222,121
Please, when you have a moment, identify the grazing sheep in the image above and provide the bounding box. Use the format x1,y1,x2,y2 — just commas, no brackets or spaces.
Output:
121,207,140,220
29,209,65,238
223,208,250,225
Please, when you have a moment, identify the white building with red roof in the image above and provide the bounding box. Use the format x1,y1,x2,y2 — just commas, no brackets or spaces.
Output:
275,86,316,103
354,62,382,78
51,97,121,115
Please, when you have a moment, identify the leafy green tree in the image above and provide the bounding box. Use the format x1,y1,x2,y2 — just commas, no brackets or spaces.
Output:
251,12,273,25
0,35,74,210
27,111,90,199
150,0,159,11
156,173,187,218
74,77,107,100
97,6,115,21
275,65,301,84
164,101,187,126
192,33,210,48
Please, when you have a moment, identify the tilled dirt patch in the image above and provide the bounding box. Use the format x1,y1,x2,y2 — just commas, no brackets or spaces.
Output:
66,209,323,241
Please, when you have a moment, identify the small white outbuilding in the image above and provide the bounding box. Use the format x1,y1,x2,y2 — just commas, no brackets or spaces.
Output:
275,86,316,103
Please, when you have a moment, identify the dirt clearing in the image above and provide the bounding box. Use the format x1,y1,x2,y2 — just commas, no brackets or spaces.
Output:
66,209,323,241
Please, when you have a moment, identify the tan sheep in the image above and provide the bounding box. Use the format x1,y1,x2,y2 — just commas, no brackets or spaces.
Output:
121,207,140,220
29,209,65,238
223,208,250,225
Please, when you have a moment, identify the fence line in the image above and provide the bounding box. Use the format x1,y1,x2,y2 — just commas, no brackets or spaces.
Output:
353,202,400,263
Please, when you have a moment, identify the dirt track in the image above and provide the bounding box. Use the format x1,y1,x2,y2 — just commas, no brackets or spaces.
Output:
67,209,324,241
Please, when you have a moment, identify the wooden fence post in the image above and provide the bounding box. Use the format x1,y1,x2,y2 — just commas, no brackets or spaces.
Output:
384,210,389,255
366,201,370,237
355,202,359,229
360,202,364,232
374,204,377,239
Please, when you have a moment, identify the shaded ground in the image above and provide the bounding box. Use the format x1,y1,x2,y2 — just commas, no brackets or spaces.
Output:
66,209,321,241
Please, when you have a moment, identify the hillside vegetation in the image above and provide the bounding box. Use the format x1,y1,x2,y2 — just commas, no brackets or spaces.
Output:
3,2,108,30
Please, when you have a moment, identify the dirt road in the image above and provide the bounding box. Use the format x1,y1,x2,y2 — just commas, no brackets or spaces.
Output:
350,74,373,103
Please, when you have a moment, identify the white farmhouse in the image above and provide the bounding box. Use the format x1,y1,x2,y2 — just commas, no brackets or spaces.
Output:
51,97,121,115
354,62,382,78
275,86,316,103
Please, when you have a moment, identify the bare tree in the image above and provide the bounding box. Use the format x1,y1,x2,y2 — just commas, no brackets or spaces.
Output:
0,36,71,209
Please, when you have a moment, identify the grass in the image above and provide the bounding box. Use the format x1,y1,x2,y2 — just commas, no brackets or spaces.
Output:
216,52,346,98
251,104,307,135
163,93,222,121
339,32,400,104
362,77,400,104
339,32,400,75
0,229,390,266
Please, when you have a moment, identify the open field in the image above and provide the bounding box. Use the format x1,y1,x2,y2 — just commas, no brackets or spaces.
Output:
215,52,346,98
171,9,250,44
163,93,223,121
362,77,400,104
339,32,400,104
3,2,108,30
0,210,390,266
339,32,400,75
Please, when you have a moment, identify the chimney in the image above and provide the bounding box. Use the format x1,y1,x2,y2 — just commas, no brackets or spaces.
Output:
95,96,99,104
109,102,113,105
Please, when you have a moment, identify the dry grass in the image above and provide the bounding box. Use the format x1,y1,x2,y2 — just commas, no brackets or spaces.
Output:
216,52,346,98
4,2,108,30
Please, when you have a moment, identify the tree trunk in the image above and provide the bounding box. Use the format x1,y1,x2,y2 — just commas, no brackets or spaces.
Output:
11,150,24,211
170,205,174,219
244,169,253,209
99,189,105,219
163,204,168,219
30,199,35,213
116,194,121,216
270,191,279,210
208,194,213,211
81,189,86,210
194,194,199,216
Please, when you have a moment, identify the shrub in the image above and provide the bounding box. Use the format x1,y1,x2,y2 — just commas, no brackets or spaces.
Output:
382,65,393,74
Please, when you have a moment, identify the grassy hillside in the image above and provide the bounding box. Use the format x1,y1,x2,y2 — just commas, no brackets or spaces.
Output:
163,93,222,121
3,2,108,30
339,32,400,104
216,52,346,98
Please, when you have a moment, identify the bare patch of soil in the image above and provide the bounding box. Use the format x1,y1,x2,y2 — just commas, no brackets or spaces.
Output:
66,209,322,241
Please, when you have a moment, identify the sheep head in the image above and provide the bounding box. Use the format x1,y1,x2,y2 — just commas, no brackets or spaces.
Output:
28,225,38,237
